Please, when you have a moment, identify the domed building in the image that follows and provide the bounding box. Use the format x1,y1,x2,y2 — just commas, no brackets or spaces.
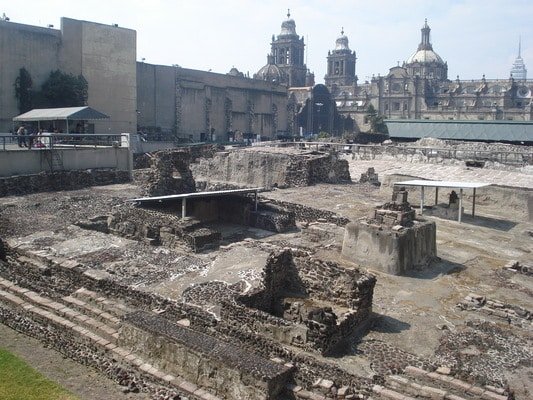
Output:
324,19,532,132
404,19,448,81
255,10,308,87
254,54,286,84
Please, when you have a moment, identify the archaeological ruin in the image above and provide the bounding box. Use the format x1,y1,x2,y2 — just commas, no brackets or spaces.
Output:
1,140,532,400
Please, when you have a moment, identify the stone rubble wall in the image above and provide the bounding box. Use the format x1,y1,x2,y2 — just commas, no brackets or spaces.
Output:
106,199,295,251
264,199,350,226
140,150,196,196
190,149,351,190
0,169,130,198
121,311,293,400
236,249,375,355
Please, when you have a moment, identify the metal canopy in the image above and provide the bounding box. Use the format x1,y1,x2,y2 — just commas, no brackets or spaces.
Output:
13,106,109,122
128,188,264,218
395,180,490,189
394,180,490,223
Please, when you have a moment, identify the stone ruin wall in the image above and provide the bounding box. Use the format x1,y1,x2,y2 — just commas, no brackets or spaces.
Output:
0,241,375,397
120,311,292,400
236,249,376,355
265,199,350,226
105,198,295,251
190,149,351,190
342,220,437,275
342,188,437,275
0,169,130,198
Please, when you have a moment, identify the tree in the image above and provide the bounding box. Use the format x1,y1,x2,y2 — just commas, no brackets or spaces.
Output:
14,68,34,113
364,104,388,134
40,70,88,108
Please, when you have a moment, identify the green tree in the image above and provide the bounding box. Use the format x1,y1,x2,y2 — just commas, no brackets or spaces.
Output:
364,104,388,134
40,70,88,108
14,68,34,113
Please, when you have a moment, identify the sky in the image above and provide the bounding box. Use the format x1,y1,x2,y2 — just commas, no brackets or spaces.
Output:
3,0,532,84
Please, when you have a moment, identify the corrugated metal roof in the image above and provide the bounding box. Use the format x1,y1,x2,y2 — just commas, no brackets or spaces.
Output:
127,188,263,204
13,106,109,121
386,120,533,142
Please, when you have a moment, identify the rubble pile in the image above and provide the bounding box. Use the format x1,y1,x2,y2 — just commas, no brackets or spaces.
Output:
457,293,532,329
434,321,533,388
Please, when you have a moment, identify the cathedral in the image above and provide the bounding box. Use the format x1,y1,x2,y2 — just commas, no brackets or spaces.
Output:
255,14,533,134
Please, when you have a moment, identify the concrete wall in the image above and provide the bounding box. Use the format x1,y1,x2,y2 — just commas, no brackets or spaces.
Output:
0,147,131,177
0,21,61,131
342,220,437,275
136,63,176,134
137,63,289,140
0,18,136,134
60,18,137,134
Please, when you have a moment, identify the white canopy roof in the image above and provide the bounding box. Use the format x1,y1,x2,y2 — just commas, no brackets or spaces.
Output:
395,180,490,189
13,106,109,122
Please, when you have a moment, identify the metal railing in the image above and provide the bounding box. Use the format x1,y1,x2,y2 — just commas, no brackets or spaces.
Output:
0,133,129,151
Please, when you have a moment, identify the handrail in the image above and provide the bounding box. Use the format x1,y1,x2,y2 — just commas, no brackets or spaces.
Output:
0,133,129,151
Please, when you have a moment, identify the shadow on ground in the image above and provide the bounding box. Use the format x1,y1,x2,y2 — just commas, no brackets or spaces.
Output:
402,259,466,280
369,313,411,334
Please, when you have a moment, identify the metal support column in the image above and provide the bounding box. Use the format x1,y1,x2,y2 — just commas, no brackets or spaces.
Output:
472,188,476,217
435,187,439,205
420,186,425,215
254,190,258,212
181,198,187,218
458,188,463,223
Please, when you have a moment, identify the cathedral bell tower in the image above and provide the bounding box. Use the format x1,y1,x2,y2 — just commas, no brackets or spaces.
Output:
325,28,357,87
268,9,307,87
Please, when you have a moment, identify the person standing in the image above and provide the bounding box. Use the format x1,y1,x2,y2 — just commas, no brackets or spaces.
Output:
16,125,27,148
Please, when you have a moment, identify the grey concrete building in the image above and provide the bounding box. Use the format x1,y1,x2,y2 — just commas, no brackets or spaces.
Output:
0,17,136,133
137,63,289,141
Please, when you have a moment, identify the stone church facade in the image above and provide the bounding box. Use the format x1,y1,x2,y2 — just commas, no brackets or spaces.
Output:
323,20,533,131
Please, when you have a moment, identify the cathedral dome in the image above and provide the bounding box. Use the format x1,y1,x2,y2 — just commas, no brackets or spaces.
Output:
255,54,286,83
406,49,444,64
279,10,297,36
334,29,350,51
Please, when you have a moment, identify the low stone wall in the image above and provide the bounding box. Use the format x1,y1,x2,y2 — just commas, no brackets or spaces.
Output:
342,219,437,275
264,199,350,226
121,311,293,400
191,148,351,189
0,169,130,197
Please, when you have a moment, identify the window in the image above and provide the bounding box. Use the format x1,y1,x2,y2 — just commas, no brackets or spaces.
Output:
393,102,400,111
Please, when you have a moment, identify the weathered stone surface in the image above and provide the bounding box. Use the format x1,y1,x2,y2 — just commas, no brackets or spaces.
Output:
342,189,437,275
191,147,351,190
0,170,130,198
342,219,437,275
121,310,293,399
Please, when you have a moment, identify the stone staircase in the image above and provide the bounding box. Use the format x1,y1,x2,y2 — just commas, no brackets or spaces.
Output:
374,365,510,400
0,276,222,400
